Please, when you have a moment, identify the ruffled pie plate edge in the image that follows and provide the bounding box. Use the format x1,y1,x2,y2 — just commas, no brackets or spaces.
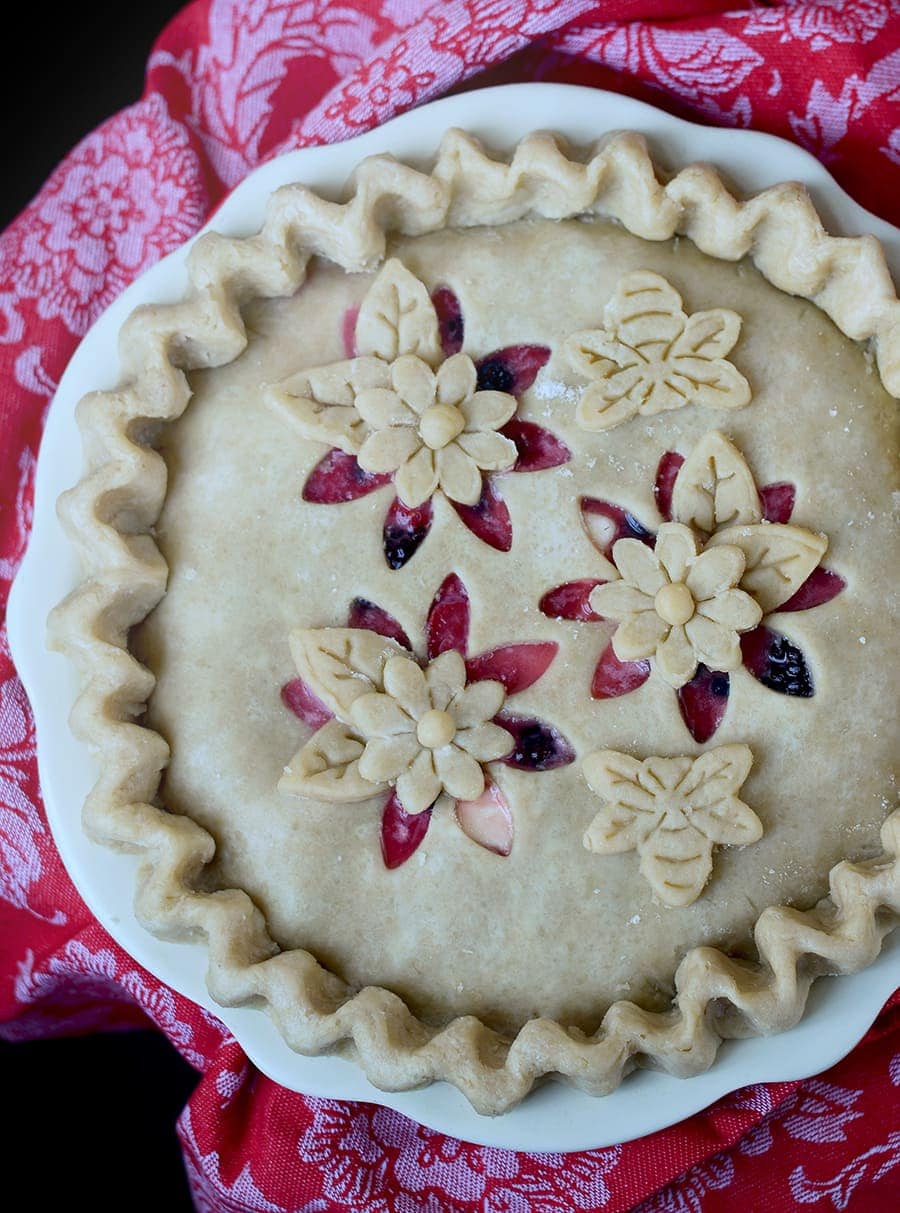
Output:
47,128,900,1116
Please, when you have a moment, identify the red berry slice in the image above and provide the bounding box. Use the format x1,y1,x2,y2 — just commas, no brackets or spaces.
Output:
341,305,359,357
381,792,432,869
501,418,571,473
426,573,470,658
466,642,558,694
281,678,333,730
347,598,411,648
452,480,513,552
383,497,433,569
779,567,846,613
432,286,464,356
539,579,606,623
475,345,550,394
654,451,685,521
677,665,730,743
591,643,651,699
759,482,795,524
496,714,575,771
581,498,655,561
303,449,391,504
455,781,513,856
741,626,814,697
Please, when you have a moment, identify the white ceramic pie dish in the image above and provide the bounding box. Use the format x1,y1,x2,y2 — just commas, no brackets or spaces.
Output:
8,83,900,1151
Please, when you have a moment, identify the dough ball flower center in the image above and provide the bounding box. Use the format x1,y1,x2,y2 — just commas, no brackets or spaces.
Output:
654,581,695,627
419,403,466,450
416,707,458,749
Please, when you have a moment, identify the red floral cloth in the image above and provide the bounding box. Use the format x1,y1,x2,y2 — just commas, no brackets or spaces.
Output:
2,2,899,1208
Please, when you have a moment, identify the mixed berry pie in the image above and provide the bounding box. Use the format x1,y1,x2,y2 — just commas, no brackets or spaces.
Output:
49,130,900,1115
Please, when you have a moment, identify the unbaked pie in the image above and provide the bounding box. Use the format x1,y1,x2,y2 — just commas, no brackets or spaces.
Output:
49,129,900,1114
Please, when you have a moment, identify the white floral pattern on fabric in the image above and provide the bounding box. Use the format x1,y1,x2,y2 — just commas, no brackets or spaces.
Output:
279,630,511,815
589,522,762,689
583,745,761,906
267,260,518,508
565,271,751,430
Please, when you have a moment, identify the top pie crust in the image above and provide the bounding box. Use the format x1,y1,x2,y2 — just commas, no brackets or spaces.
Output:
48,130,900,1115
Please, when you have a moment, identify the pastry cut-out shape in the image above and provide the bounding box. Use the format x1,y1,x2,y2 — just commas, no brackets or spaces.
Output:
589,521,762,688
280,577,573,867
541,431,845,738
565,271,752,431
268,259,569,566
583,744,761,906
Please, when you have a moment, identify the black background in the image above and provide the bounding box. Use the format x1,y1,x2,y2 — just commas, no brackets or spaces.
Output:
3,3,202,1208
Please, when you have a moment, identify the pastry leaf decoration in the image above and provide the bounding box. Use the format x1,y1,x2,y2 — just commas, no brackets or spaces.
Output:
565,271,752,431
288,628,407,719
583,744,761,906
708,523,828,614
670,430,761,534
540,431,845,740
355,258,443,366
280,576,573,867
268,261,567,567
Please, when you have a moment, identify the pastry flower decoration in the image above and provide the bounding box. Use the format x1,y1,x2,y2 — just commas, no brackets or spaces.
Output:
583,744,761,906
588,522,762,689
267,259,570,568
541,431,846,742
565,270,752,431
280,577,574,868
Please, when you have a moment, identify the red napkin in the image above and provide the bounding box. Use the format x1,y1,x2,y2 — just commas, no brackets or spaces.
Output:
2,2,898,1208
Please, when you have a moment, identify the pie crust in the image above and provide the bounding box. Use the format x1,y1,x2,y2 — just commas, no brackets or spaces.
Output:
48,130,900,1115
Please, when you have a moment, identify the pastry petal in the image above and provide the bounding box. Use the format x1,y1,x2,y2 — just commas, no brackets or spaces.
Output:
437,442,483,506
436,353,477,406
612,539,666,596
358,426,421,474
435,745,486,801
462,389,517,432
394,445,439,508
396,749,442,815
426,649,467,709
450,678,507,727
655,623,698,688
614,610,669,661
455,722,513,762
455,430,518,472
684,614,743,672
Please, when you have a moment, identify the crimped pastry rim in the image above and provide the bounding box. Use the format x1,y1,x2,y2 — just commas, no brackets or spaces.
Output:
47,128,900,1116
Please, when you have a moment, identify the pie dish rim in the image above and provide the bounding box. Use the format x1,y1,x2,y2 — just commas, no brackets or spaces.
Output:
12,83,900,1143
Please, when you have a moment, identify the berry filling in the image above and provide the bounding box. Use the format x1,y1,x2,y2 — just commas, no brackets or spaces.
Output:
426,573,470,658
341,305,360,357
741,627,814,697
432,286,464,356
475,344,550,394
455,781,514,856
303,450,391,504
654,451,685,521
466,643,558,694
383,497,433,570
539,579,606,622
452,480,513,552
501,418,571,473
581,498,654,559
281,678,333,730
759,481,796,524
496,715,575,771
779,567,846,613
677,665,730,743
347,598,411,649
590,643,651,699
380,791,433,869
